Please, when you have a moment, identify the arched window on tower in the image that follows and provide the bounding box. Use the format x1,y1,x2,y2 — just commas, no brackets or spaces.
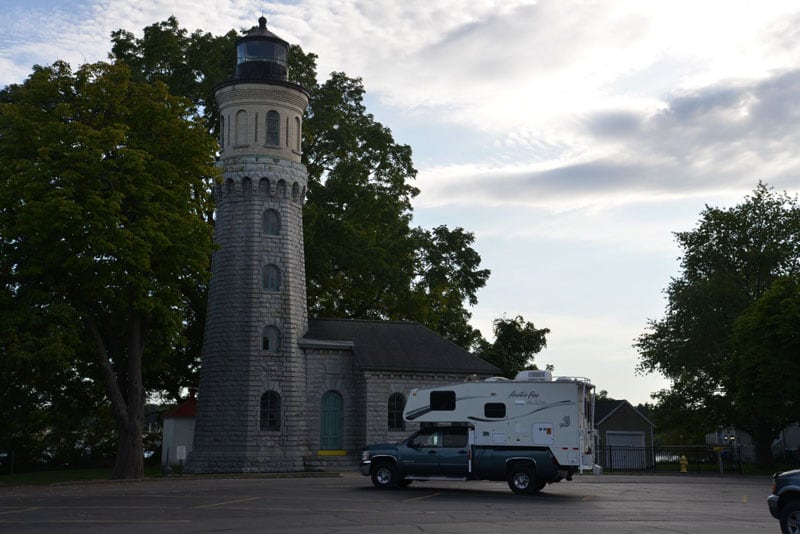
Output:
263,209,280,235
262,326,281,352
235,110,248,146
388,393,406,432
220,116,225,148
266,110,280,146
262,263,281,291
260,390,281,431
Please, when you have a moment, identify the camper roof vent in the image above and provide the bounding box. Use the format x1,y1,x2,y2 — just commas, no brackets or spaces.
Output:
514,370,552,382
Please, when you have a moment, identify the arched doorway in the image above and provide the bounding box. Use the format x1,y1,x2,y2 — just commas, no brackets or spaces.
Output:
320,391,343,450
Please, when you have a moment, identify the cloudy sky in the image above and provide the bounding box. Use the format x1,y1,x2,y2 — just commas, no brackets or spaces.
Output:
4,0,800,404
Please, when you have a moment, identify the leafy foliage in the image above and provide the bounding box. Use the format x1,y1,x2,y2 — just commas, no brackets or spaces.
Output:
728,276,800,464
476,315,550,378
110,16,238,136
0,61,217,477
636,183,800,465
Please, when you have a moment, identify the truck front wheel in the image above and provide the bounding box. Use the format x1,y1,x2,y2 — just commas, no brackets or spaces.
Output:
507,464,537,495
371,462,398,489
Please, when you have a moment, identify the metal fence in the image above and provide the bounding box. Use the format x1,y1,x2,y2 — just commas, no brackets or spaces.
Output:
0,451,12,475
595,445,746,474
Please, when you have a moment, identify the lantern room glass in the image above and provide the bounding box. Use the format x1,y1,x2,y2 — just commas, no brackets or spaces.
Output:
237,41,288,67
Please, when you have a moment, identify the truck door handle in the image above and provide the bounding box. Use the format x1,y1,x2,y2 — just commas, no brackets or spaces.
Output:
428,450,437,454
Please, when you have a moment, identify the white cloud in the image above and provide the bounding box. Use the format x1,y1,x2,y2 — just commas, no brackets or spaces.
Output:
412,65,800,218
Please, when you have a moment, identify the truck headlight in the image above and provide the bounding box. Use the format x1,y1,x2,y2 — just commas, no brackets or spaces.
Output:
361,450,370,462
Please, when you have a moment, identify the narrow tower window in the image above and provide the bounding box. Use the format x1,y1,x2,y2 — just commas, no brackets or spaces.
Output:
266,110,280,146
263,209,280,235
262,326,281,352
260,391,281,431
294,116,301,151
220,116,225,148
235,110,248,146
262,263,281,291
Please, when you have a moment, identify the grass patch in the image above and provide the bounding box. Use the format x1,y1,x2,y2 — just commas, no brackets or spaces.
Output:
0,465,163,486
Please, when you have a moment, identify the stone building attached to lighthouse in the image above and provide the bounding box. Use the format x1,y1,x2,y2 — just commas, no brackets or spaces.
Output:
186,18,497,473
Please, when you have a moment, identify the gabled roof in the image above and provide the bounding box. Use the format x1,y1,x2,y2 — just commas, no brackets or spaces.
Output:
164,397,197,419
595,398,655,427
302,318,499,375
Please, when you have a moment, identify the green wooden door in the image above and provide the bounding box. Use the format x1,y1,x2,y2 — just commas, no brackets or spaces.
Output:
320,391,343,450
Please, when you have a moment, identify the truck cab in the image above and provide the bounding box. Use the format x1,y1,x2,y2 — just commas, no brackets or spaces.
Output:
360,426,471,483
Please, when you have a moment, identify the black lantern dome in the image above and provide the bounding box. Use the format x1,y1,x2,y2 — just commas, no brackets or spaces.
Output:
235,16,289,81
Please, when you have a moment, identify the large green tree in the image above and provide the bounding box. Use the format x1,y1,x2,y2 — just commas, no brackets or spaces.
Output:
0,61,217,478
636,183,800,466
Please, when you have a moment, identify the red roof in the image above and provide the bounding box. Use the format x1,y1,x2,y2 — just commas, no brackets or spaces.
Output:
164,397,197,418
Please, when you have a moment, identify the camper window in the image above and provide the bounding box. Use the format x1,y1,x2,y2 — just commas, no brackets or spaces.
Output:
430,391,456,411
484,402,506,419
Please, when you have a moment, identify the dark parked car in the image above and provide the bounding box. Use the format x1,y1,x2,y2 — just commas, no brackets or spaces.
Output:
768,469,800,534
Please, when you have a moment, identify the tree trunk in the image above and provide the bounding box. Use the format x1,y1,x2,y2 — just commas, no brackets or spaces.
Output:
753,431,775,468
112,419,144,479
83,310,146,479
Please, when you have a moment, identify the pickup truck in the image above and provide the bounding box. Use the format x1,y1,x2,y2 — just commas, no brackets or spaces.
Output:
359,425,571,494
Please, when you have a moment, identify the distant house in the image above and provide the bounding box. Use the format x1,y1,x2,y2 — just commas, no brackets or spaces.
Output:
594,399,655,470
773,423,800,461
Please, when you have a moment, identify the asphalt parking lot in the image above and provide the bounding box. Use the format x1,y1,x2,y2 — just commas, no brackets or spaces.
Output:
0,471,778,533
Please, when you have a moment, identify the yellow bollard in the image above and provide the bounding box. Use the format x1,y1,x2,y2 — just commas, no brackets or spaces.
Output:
680,455,688,473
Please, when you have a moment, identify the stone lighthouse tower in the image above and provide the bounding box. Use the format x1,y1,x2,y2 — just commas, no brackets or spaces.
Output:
187,17,310,473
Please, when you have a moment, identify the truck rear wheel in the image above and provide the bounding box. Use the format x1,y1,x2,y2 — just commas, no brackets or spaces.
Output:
371,462,398,489
507,464,537,495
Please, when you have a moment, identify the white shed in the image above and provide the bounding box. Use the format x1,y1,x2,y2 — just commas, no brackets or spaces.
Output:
161,396,196,467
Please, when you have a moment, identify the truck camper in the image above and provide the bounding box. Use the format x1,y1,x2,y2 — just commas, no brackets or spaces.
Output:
360,371,596,494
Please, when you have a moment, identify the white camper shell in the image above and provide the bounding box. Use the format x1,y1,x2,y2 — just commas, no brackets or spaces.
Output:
403,370,596,469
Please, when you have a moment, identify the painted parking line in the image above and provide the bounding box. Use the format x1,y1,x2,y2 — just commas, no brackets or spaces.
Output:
194,496,262,509
0,507,40,515
0,520,192,525
403,492,441,503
